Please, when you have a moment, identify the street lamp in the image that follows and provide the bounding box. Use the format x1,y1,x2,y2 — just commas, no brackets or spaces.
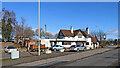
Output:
103,34,106,47
103,34,106,40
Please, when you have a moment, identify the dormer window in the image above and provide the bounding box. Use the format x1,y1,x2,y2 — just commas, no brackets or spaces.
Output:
68,36,70,38
86,36,89,38
78,36,82,38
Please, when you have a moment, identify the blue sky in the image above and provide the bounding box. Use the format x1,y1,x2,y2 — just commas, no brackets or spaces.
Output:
2,2,118,39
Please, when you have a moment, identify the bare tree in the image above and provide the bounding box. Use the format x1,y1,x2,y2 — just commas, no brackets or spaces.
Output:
34,28,45,38
98,30,106,42
21,17,25,38
46,32,53,39
90,31,97,37
90,30,106,43
15,17,34,39
34,28,54,39
53,33,58,39
24,26,34,38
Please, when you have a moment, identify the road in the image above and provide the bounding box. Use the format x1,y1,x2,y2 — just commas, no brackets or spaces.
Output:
36,46,119,67
15,46,118,67
57,48,119,66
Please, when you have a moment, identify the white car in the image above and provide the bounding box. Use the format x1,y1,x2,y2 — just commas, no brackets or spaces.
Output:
70,45,86,52
4,46,17,53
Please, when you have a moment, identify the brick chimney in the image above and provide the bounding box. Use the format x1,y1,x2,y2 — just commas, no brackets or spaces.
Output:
86,27,89,34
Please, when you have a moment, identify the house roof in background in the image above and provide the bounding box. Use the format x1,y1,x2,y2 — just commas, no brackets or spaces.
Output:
91,37,99,43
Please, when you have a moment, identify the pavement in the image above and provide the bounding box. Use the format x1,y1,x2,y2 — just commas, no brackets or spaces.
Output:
2,50,77,66
14,46,117,67
1,51,38,60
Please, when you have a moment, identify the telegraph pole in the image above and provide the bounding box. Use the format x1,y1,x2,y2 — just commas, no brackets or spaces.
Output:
38,0,41,55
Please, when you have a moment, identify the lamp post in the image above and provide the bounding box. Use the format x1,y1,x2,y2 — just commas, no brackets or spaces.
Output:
38,0,41,56
103,34,106,47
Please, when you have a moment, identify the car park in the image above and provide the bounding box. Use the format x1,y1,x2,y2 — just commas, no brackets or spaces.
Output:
70,45,86,52
4,46,17,53
51,45,66,51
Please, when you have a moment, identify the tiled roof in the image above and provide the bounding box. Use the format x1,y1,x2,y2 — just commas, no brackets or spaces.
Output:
60,29,74,37
59,29,99,43
91,37,99,43
60,29,91,37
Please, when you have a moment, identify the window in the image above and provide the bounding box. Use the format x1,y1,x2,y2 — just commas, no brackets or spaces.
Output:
63,42,71,45
71,45,75,47
76,45,80,47
68,36,70,38
78,36,82,38
56,45,59,47
86,42,89,45
8,46,14,49
86,36,89,38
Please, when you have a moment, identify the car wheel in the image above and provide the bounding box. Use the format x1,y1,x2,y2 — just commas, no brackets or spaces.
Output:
54,48,57,51
5,51,7,53
77,49,79,52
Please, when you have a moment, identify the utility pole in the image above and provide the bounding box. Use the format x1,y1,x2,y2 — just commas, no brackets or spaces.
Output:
45,24,46,39
38,0,41,56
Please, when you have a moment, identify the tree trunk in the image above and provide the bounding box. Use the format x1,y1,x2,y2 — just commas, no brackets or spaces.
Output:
5,38,7,42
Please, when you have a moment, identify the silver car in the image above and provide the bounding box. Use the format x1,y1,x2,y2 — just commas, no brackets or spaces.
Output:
70,45,86,52
4,46,17,53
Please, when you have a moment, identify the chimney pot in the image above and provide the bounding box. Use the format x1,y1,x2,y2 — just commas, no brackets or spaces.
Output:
71,26,73,33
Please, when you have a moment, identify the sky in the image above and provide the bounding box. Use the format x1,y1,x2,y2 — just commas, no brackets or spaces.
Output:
2,2,118,39
1,0,120,2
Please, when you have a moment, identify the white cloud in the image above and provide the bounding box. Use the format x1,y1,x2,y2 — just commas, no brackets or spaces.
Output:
107,29,118,36
47,31,58,36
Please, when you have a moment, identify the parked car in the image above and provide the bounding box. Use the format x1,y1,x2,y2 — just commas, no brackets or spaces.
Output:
70,45,86,52
4,46,17,53
51,45,66,51
110,43,114,45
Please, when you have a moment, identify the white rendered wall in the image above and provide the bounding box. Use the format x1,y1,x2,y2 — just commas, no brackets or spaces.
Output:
41,39,51,47
71,42,76,45
84,38,91,49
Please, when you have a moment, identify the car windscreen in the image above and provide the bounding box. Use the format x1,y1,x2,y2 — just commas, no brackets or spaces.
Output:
53,45,59,47
71,45,76,47
8,46,14,49
76,45,80,47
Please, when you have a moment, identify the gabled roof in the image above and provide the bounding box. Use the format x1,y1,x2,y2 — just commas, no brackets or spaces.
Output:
60,29,90,37
60,29,74,37
59,29,99,43
81,31,92,37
